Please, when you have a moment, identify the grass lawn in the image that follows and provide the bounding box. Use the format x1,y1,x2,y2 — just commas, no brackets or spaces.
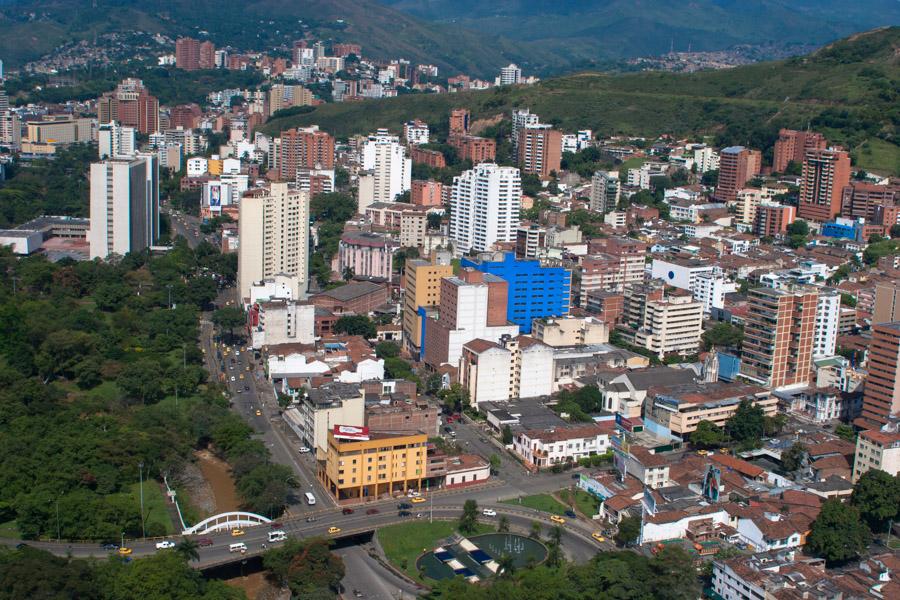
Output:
558,489,601,518
619,156,649,172
500,493,568,516
0,520,19,538
120,481,176,536
376,520,494,581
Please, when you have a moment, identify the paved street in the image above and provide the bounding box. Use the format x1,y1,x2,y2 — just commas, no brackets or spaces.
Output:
336,545,422,600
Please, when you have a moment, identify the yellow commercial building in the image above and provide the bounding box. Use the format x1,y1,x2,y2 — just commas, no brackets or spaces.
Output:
402,258,454,356
318,429,428,502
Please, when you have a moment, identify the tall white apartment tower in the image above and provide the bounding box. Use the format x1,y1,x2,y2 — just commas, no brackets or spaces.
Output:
450,163,521,255
511,108,539,153
498,64,522,86
813,288,841,358
590,171,620,213
361,129,411,203
237,182,310,302
98,121,137,159
88,154,159,259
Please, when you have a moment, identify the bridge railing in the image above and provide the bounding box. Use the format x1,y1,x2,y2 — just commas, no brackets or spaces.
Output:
182,512,272,535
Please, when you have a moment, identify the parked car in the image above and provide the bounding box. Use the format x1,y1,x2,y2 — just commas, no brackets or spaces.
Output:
305,516,317,523
101,543,118,551
366,508,379,515
342,508,355,515
117,547,132,556
482,509,497,517
591,532,606,543
155,541,175,550
407,490,421,497
398,502,411,510
198,538,213,547
565,510,577,519
328,527,341,535
398,510,411,517
550,515,566,524
443,426,453,433
298,447,311,453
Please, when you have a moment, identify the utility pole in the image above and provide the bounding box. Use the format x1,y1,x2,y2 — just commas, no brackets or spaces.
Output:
11,277,19,295
55,497,60,541
139,462,145,538
167,284,173,309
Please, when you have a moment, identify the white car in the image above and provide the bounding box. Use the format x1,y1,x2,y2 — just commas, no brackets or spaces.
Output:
230,376,236,382
407,490,421,498
482,509,497,517
155,541,175,550
298,446,311,453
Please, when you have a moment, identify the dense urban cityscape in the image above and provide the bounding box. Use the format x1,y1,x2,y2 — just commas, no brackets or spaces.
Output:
0,2,899,599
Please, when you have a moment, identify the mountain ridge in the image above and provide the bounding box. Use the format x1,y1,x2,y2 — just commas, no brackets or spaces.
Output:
261,27,900,175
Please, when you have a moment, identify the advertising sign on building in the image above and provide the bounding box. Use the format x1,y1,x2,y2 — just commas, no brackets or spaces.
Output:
333,425,370,441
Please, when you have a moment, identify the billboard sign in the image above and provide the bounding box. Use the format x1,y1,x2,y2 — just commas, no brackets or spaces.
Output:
333,425,370,441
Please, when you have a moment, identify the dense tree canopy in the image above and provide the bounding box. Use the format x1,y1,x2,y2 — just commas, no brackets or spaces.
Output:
806,499,871,565
850,470,900,533
0,241,292,540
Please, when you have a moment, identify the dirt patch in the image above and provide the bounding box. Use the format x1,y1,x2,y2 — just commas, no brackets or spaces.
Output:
469,114,504,135
194,449,241,513
177,457,217,516
224,572,287,600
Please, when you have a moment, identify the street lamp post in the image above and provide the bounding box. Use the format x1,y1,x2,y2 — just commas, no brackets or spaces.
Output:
55,497,60,541
139,462,145,538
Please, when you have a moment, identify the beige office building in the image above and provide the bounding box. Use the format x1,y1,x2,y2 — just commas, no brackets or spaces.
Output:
873,282,900,324
238,182,310,302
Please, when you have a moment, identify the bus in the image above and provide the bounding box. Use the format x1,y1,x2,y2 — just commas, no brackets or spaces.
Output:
304,492,316,505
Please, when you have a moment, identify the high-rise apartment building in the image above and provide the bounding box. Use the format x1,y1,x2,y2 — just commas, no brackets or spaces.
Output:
741,287,818,388
511,109,539,153
813,289,840,359
237,183,310,302
498,64,522,86
176,37,200,71
860,322,900,427
97,79,159,134
517,124,562,179
199,41,216,69
449,163,521,255
268,84,314,117
716,146,761,203
754,203,796,237
88,154,159,259
450,135,496,164
874,282,900,324
449,109,470,137
98,121,136,159
403,120,429,145
772,129,827,173
361,130,411,203
840,182,900,224
0,109,21,150
278,126,334,181
403,256,455,358
590,171,620,213
798,149,851,222
619,284,703,358
422,269,519,368
411,180,443,206
462,252,571,334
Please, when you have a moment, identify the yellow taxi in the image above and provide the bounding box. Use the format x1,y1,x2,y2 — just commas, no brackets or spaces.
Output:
255,410,262,416
591,532,605,543
239,373,244,380
117,547,132,556
696,450,709,456
550,515,566,525
411,496,426,504
231,529,245,537
328,527,341,534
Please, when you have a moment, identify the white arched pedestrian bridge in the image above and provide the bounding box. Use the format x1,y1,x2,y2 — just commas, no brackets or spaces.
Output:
182,512,272,535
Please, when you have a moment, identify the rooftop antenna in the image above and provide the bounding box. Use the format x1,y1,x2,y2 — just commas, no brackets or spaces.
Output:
669,38,674,54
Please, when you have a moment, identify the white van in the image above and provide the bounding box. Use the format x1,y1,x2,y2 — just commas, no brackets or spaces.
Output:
304,492,316,505
229,542,247,553
268,531,287,543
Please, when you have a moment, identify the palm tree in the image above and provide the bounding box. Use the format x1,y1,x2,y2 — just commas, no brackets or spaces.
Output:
550,524,563,547
529,521,542,540
497,553,515,579
498,515,510,533
175,537,200,562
